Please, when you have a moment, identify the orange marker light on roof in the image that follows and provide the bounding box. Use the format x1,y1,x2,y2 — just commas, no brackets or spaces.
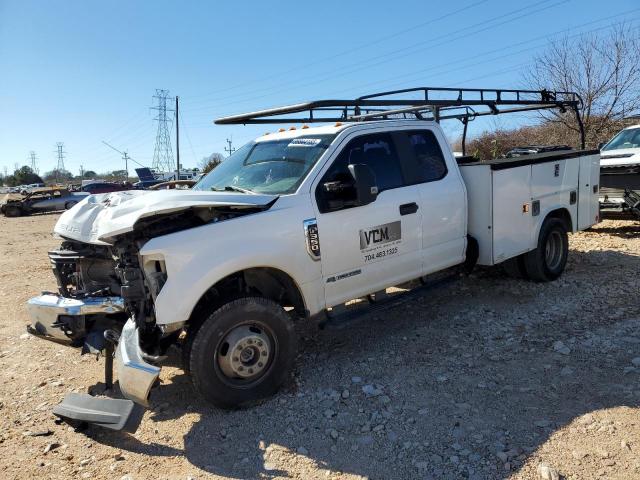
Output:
302,124,309,129
334,122,342,127
278,128,285,132
289,126,296,130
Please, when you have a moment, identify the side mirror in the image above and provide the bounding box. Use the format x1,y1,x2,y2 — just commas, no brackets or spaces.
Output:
598,142,605,150
348,163,378,206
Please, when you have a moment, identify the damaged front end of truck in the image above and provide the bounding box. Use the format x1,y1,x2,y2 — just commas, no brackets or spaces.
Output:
26,189,277,429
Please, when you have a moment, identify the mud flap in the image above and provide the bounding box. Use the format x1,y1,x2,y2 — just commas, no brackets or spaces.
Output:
53,393,143,432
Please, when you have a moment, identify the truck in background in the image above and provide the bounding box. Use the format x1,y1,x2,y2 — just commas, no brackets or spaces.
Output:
599,123,640,219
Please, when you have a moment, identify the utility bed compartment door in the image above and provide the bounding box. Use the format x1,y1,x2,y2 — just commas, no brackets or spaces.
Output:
491,166,532,263
578,153,601,230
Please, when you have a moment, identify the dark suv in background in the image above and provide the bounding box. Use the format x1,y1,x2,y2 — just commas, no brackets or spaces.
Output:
80,182,131,194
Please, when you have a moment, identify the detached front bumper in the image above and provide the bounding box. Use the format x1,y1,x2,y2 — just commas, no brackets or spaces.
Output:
115,319,161,407
26,294,125,346
27,294,160,406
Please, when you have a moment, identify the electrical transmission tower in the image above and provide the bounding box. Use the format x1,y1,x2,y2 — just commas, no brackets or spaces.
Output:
55,142,66,183
29,151,38,173
151,89,174,173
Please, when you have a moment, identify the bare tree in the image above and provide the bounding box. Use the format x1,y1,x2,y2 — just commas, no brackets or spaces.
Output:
525,25,640,147
200,152,225,174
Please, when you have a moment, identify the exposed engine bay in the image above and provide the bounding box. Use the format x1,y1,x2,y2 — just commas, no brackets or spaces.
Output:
43,204,274,355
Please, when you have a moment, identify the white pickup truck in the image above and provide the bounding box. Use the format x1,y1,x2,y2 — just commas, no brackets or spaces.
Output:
599,123,640,218
25,88,600,425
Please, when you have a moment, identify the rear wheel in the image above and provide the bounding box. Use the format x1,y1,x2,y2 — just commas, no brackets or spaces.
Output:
523,218,568,282
64,201,78,210
3,205,22,217
189,297,297,408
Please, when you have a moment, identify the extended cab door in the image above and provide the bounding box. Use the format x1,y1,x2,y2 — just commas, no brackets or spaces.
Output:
313,131,423,307
393,129,467,274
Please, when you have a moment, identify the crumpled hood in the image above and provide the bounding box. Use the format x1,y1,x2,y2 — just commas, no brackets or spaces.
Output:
54,189,277,245
600,148,640,167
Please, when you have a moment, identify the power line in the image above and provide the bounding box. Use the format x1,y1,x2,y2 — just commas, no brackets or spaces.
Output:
151,89,174,173
99,108,150,145
179,113,199,163
182,13,640,128
101,140,147,171
332,17,640,102
181,0,490,105
181,0,563,115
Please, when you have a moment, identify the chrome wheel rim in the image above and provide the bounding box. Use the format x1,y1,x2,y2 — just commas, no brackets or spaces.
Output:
217,324,273,382
545,231,563,270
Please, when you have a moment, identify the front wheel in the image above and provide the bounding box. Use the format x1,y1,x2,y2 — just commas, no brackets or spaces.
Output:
523,218,569,282
64,201,78,210
189,297,297,408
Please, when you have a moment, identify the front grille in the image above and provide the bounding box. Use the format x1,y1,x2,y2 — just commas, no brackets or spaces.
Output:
49,249,81,297
48,244,120,298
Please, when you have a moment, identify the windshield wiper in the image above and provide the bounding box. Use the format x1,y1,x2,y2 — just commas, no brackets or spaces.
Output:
212,185,256,194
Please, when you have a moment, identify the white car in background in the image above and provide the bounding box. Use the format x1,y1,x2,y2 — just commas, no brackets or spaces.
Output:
599,124,640,189
598,124,640,217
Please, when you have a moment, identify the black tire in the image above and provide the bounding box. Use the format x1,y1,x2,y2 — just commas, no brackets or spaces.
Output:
3,205,22,217
64,201,78,210
189,297,297,409
523,218,568,282
502,254,529,279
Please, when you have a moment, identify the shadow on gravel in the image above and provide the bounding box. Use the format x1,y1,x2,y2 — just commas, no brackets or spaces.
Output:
88,249,640,479
590,223,640,239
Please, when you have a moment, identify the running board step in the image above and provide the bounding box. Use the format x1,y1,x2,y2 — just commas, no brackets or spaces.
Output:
53,393,141,432
323,269,460,329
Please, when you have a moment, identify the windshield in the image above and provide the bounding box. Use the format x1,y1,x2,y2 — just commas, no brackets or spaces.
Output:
602,128,640,151
193,134,335,195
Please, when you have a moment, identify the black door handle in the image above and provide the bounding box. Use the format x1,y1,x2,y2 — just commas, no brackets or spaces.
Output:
399,202,419,216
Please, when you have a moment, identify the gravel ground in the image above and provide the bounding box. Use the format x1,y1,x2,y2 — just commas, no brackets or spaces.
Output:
0,213,639,480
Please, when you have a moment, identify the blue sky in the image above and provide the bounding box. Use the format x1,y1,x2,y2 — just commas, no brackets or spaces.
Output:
1,0,639,176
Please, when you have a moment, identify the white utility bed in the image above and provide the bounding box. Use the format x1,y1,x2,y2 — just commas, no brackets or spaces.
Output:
459,150,600,266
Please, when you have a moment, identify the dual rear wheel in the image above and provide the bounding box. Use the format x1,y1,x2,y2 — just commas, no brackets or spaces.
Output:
503,217,569,282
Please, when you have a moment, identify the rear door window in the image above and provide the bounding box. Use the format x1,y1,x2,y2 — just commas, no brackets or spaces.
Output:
403,130,448,183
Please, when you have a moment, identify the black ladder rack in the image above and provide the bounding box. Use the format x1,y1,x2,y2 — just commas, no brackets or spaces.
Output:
214,86,586,150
